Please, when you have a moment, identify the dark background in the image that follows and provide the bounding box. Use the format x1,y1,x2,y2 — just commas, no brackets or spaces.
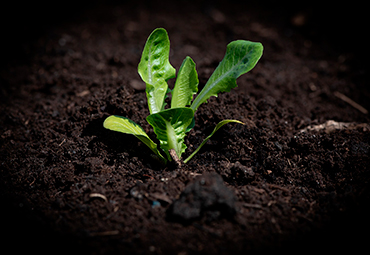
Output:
1,0,367,64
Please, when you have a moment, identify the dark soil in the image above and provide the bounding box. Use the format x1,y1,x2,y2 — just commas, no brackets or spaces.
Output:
1,1,369,254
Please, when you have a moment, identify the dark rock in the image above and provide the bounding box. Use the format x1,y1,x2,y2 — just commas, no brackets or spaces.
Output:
169,172,237,222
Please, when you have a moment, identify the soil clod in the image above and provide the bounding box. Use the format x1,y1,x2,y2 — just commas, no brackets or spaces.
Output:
169,172,237,222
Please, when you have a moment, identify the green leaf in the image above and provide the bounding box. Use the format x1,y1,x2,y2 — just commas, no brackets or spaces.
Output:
183,119,244,163
103,115,167,163
171,56,199,108
190,40,263,112
185,117,195,133
138,28,176,114
145,79,168,113
146,107,194,160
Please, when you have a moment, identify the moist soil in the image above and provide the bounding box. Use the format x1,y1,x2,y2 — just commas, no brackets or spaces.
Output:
1,1,369,254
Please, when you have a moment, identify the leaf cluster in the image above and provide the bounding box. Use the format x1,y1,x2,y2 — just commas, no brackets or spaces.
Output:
104,28,263,164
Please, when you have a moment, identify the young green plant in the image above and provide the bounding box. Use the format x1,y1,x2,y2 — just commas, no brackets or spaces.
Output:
103,28,263,164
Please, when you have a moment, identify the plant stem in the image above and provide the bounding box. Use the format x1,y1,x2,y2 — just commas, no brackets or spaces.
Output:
183,139,207,163
166,121,180,158
183,119,244,163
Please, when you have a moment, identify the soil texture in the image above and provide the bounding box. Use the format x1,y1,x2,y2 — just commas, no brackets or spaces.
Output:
1,1,369,254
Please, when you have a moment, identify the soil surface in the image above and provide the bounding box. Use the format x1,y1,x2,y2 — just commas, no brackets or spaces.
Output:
1,1,369,254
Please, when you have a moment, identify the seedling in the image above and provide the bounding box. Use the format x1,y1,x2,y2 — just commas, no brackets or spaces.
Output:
103,28,263,164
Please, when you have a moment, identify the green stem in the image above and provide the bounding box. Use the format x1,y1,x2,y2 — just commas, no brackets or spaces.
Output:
183,137,209,163
183,119,244,164
166,121,180,158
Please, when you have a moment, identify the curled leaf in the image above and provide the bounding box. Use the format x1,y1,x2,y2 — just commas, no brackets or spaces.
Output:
146,107,194,160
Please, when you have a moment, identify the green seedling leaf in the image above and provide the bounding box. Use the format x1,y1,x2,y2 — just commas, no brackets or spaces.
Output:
103,115,167,163
146,107,194,160
146,79,169,113
190,40,263,112
185,117,195,133
183,120,244,163
171,56,199,108
138,28,176,114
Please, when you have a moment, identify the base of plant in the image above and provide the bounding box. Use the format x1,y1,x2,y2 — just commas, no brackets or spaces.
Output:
169,149,182,167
